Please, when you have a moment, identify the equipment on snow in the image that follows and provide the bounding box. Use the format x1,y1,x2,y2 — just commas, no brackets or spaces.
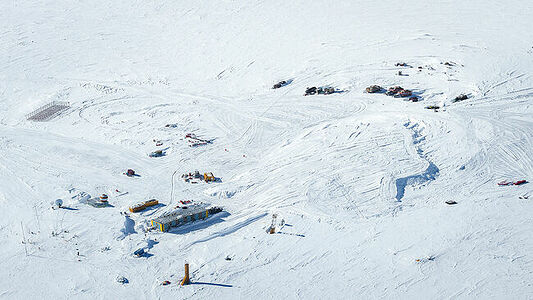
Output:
272,80,288,89
99,194,108,202
55,199,63,208
317,87,335,95
133,248,145,257
149,150,164,157
305,86,336,96
204,172,216,182
366,85,383,93
452,94,469,103
267,214,277,234
498,180,527,186
395,62,411,67
129,199,159,213
116,276,128,284
304,87,317,96
396,89,412,97
386,86,404,96
185,133,212,147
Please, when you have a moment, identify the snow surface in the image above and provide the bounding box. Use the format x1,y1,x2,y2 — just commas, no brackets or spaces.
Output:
1,0,533,298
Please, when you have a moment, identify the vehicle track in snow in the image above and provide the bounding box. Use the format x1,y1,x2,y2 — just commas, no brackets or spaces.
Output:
468,108,533,179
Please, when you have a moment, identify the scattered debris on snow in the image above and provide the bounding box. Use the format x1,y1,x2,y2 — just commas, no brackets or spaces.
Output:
415,255,436,263
185,133,213,147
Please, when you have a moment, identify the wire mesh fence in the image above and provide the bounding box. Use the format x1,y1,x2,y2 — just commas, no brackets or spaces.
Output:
26,101,71,121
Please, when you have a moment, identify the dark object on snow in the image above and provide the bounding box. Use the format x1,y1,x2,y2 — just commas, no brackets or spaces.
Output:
415,256,436,263
498,180,528,186
272,80,288,89
425,105,440,110
396,89,412,98
161,280,171,286
409,96,419,102
225,256,232,261
397,71,408,76
452,94,469,103
126,169,135,177
395,62,411,67
386,86,404,96
305,86,336,96
443,61,456,67
149,150,164,158
185,133,213,147
116,276,129,284
134,248,145,257
366,85,383,93
54,199,63,208
318,87,335,95
445,200,457,205
519,195,530,199
304,87,317,96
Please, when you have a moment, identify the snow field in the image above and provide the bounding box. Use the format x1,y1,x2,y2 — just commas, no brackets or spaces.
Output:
1,0,533,298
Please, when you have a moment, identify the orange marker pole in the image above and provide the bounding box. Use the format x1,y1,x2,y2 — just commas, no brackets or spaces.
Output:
181,263,190,286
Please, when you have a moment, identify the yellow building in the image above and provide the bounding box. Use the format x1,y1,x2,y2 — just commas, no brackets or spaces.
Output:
129,199,159,213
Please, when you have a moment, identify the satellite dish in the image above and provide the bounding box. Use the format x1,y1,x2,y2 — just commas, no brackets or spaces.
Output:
55,199,63,208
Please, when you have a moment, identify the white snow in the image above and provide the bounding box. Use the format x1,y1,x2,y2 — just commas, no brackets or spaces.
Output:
1,0,533,298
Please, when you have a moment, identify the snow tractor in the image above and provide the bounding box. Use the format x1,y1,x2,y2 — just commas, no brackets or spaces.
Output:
204,172,215,182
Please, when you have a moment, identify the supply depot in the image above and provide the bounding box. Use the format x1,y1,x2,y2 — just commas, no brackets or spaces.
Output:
150,201,223,232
